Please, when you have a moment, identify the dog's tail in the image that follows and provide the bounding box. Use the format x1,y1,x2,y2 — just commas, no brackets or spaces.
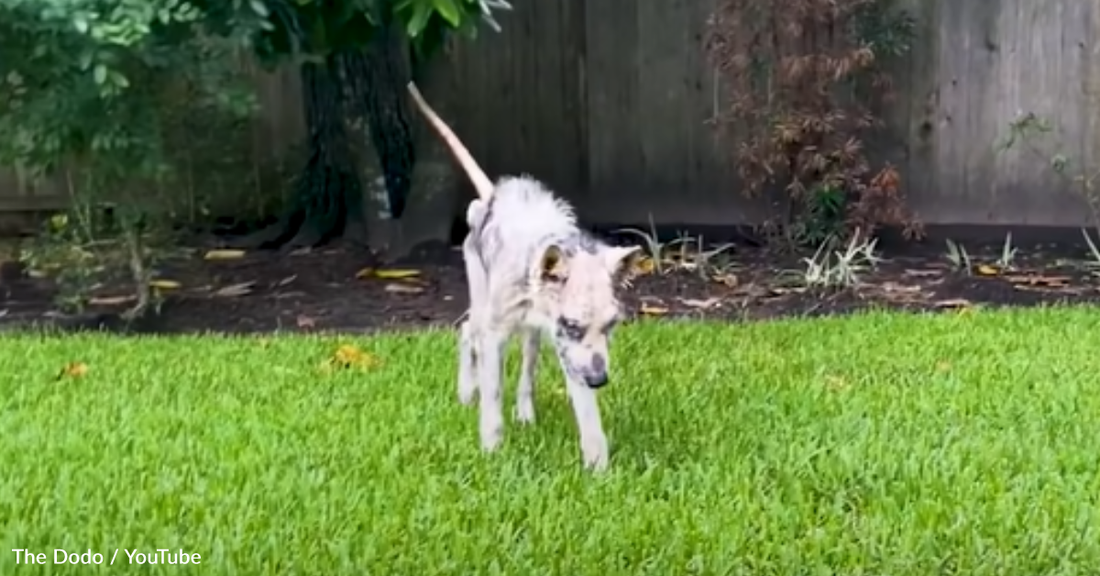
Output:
406,82,494,201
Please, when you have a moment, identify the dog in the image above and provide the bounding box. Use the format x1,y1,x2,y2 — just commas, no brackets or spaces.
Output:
406,82,639,471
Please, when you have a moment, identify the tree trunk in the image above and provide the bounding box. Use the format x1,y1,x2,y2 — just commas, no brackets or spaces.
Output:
340,23,463,264
233,58,364,250
231,22,463,261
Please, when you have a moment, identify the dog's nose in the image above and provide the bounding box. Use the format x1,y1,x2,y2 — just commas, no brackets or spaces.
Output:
584,372,608,388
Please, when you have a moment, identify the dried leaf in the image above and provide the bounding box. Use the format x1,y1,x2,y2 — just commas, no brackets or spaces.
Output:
713,273,739,287
976,264,999,276
57,361,88,380
934,298,971,309
384,283,425,294
680,297,721,309
149,279,182,290
212,281,255,297
296,314,316,329
354,267,375,279
88,294,136,306
203,249,246,261
1005,274,1070,287
903,268,942,278
640,304,669,316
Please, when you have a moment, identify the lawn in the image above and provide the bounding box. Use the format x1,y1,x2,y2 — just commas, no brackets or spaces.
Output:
2,306,1100,575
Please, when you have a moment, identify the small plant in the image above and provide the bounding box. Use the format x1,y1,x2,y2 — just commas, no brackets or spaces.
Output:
1081,228,1100,275
945,239,972,274
613,216,737,279
998,112,1100,240
995,232,1018,271
614,215,669,275
788,230,882,289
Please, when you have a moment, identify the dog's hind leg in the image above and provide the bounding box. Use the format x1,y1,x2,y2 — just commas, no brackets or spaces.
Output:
515,328,540,424
458,236,488,406
457,320,478,406
475,322,509,452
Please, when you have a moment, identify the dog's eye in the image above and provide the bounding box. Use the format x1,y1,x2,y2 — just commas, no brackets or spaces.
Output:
557,318,586,340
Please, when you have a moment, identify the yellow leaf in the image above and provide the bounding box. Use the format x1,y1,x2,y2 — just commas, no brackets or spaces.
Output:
203,249,246,261
149,279,182,289
976,264,998,276
640,304,669,316
57,361,88,380
373,269,421,279
327,344,381,370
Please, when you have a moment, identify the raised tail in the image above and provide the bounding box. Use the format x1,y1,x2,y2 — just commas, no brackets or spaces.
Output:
406,82,494,200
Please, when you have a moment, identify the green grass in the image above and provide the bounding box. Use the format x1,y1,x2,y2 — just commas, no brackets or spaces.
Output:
2,306,1100,575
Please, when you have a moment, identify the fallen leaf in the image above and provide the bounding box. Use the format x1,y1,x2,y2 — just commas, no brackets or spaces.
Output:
640,304,669,316
296,315,316,329
0,309,7,318
212,281,255,297
712,273,739,287
632,257,656,275
373,269,421,279
354,267,375,279
326,344,381,370
57,361,88,380
879,281,922,293
203,249,246,261
88,294,136,306
976,264,999,276
1005,274,1070,287
384,282,425,294
823,374,849,391
680,297,720,309
934,298,972,309
149,279,182,290
276,275,298,287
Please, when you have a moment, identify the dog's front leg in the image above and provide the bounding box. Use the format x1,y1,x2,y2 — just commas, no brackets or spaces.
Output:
476,327,509,452
515,329,540,424
565,378,609,471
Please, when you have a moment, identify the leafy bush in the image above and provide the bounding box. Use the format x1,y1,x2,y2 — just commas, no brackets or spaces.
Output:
705,0,922,246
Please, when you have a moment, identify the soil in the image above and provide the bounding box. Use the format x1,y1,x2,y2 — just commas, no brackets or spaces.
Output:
2,237,1099,335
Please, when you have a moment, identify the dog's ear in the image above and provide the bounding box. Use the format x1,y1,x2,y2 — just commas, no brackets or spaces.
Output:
603,245,642,287
538,244,569,283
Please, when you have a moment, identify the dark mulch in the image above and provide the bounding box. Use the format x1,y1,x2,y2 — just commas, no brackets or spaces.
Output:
2,239,1099,335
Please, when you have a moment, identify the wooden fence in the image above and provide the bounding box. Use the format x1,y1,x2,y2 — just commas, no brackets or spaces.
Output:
1,0,1098,232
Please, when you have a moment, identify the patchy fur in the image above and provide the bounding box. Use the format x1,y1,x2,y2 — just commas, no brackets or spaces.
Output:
407,82,639,471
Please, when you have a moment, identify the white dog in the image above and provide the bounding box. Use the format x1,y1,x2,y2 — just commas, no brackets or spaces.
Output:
406,82,639,471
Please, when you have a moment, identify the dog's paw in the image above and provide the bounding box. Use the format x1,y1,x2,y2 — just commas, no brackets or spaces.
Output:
580,435,609,472
514,400,536,425
457,380,477,406
480,422,504,453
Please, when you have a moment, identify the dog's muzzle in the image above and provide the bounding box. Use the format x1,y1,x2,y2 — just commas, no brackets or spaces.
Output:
582,355,609,389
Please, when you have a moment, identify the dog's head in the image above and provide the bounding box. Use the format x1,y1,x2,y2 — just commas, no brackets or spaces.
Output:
530,236,640,389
